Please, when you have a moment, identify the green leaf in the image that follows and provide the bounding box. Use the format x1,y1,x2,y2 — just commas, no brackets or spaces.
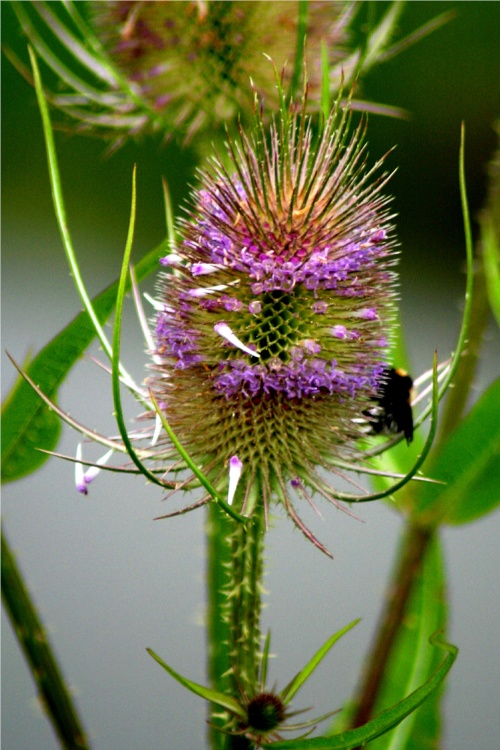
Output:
288,0,307,104
1,241,165,484
282,620,360,704
261,633,457,749
413,378,500,525
481,210,500,328
146,648,246,720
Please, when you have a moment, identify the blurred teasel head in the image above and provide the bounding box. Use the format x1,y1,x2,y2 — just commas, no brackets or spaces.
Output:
149,93,399,551
90,0,353,138
11,0,409,146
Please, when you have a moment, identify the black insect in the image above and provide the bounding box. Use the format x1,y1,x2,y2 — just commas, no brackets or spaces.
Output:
364,367,414,444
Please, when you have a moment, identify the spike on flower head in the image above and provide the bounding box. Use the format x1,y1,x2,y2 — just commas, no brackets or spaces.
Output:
149,91,399,549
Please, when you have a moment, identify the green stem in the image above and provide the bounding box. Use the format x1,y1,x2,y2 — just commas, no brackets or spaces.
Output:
350,521,433,731
227,508,264,693
206,501,265,750
207,503,234,749
1,529,91,750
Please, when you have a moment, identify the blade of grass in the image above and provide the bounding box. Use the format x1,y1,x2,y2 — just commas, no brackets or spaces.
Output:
29,45,134,388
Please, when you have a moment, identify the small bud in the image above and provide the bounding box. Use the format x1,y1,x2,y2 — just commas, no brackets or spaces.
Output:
246,692,286,732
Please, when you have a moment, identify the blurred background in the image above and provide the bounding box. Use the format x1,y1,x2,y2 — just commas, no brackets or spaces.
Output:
2,2,499,749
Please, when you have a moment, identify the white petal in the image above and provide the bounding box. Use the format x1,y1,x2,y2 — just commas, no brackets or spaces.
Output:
214,322,260,358
191,262,222,276
75,443,87,494
160,253,183,266
188,284,229,298
151,412,163,447
228,456,243,506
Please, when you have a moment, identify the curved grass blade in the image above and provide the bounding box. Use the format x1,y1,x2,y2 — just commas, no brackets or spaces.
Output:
110,170,168,491
146,648,246,720
29,45,109,359
367,126,474,468
1,529,91,750
414,125,474,428
261,635,457,749
281,619,360,704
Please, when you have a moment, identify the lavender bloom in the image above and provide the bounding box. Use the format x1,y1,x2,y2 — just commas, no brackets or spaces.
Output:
150,98,399,547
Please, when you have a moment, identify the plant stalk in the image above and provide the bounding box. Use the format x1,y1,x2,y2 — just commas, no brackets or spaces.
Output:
206,501,265,750
1,529,91,750
350,521,434,730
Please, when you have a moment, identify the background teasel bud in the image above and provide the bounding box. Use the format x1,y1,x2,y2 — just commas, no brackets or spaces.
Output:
11,1,412,148
91,0,353,139
151,96,399,549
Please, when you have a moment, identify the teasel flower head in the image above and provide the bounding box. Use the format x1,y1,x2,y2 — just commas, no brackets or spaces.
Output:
149,92,399,551
10,0,413,147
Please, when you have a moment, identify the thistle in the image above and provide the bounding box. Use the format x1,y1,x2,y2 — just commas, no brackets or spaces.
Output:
90,0,353,137
149,93,399,552
9,0,424,147
12,60,440,555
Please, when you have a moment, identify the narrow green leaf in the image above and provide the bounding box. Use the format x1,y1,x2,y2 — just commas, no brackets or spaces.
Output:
260,630,272,689
413,378,500,525
406,127,475,440
1,242,165,484
320,42,330,123
262,635,457,749
282,620,360,704
146,648,246,720
29,45,115,364
288,0,308,104
1,530,91,749
481,211,500,328
110,171,170,492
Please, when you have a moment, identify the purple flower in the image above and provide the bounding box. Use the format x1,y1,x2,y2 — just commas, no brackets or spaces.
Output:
149,97,399,550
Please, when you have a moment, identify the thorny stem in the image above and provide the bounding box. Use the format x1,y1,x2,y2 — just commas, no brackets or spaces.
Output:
207,501,265,750
207,503,233,749
350,522,433,731
228,510,264,687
